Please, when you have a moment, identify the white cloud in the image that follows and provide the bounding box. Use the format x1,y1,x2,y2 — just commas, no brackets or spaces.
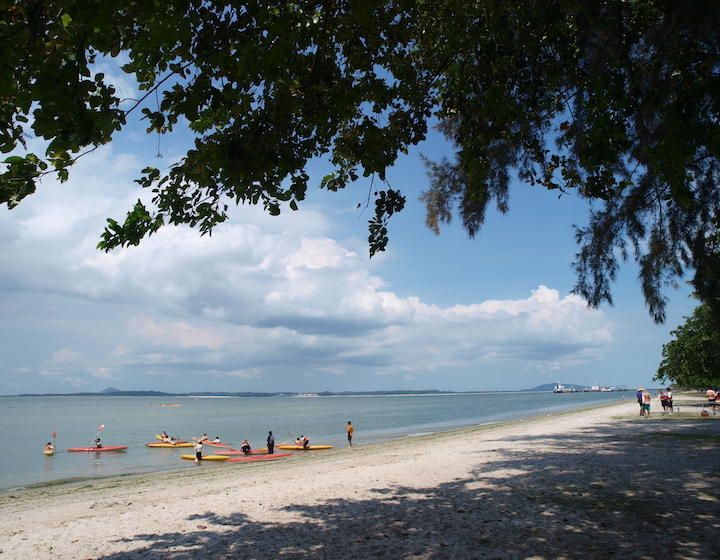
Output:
92,368,117,380
39,349,88,379
226,369,262,380
127,315,230,350
0,138,620,393
60,375,89,387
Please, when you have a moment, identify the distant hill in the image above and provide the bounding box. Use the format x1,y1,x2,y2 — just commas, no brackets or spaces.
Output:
99,387,121,393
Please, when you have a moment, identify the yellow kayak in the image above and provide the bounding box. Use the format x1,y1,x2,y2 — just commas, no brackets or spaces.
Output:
180,454,229,461
44,448,55,456
155,435,184,441
147,442,194,447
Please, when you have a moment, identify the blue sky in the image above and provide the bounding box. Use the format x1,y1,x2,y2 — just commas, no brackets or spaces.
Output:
0,64,695,395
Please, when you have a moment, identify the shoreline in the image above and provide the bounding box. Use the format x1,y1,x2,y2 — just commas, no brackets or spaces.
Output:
0,401,620,498
0,391,627,493
1,400,617,497
2,400,719,559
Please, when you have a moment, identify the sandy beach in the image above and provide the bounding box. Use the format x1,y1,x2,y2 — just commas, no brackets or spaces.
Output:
1,399,719,560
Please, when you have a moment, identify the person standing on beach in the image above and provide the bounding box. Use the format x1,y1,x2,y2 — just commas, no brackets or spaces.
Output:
665,387,674,413
347,421,354,448
707,388,718,414
266,431,274,454
636,387,644,415
641,389,651,417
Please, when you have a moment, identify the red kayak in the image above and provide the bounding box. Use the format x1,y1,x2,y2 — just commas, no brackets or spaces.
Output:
226,453,293,463
203,441,230,448
67,446,128,452
216,449,267,455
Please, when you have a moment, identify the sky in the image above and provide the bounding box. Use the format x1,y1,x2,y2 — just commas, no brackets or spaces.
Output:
0,65,697,396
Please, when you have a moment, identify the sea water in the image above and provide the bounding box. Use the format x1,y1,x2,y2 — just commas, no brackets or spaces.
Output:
0,391,625,491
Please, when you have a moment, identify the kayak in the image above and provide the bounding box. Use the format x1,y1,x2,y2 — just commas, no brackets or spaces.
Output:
67,446,128,452
180,454,229,461
44,448,55,456
277,445,333,450
155,435,182,441
216,449,267,455
226,453,293,463
203,441,230,448
146,442,194,447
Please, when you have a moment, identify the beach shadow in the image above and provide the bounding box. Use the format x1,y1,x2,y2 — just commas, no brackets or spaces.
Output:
96,417,720,559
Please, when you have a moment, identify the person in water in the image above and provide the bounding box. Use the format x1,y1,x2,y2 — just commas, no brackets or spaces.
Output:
194,441,203,462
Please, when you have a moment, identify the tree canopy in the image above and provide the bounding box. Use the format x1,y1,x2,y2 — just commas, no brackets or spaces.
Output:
2,0,720,323
655,303,720,389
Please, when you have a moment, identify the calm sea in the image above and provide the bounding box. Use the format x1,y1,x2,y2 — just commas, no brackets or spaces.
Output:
0,392,626,492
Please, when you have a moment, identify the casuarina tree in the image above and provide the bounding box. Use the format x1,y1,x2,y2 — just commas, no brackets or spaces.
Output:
3,0,720,324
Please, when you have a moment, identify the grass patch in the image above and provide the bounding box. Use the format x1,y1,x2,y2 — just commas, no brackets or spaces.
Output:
530,486,664,522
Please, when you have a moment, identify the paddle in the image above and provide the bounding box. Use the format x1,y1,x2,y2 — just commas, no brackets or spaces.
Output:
91,424,104,448
52,430,57,451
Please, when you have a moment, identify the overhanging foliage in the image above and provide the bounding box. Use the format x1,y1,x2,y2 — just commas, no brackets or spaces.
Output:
2,0,720,323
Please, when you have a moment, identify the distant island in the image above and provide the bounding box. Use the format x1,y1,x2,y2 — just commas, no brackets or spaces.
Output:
8,385,628,397
16,388,468,397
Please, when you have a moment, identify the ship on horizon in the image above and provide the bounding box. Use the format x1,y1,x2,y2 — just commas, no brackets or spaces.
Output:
553,383,578,393
553,383,628,393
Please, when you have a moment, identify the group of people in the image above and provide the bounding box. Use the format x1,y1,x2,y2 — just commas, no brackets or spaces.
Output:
659,388,674,413
185,422,355,462
636,387,673,417
160,431,176,444
160,430,221,446
636,388,720,417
